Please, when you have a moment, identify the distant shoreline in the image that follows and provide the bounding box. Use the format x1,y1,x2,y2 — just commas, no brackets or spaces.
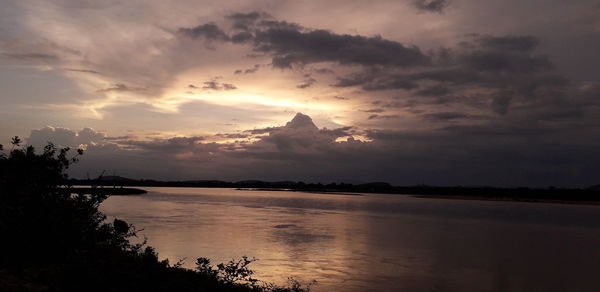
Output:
247,188,600,205
70,177,600,205
413,194,600,206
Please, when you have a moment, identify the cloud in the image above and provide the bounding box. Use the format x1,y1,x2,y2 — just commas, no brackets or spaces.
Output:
23,111,600,187
234,64,261,74
178,15,431,69
329,33,575,117
188,78,238,91
411,0,451,13
490,95,511,115
296,74,316,89
415,85,451,97
115,136,211,153
226,11,268,32
196,80,238,91
333,95,349,100
222,83,237,90
216,133,249,139
252,27,430,68
334,70,418,91
367,114,399,120
362,109,385,113
0,53,58,61
178,23,230,41
474,35,540,52
244,127,282,135
96,83,148,94
423,112,471,121
65,68,102,74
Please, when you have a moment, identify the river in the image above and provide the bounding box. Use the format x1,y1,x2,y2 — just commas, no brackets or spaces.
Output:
100,187,600,292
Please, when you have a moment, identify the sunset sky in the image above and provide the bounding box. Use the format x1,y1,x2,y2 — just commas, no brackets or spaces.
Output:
1,0,599,186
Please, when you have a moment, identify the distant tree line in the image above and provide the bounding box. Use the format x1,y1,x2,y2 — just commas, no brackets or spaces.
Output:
70,176,600,203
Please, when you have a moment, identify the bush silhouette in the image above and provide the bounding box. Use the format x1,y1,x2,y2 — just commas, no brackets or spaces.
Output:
0,137,313,291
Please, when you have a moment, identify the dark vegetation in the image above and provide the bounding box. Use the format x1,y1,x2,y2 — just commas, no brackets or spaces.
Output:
72,177,600,204
0,137,312,291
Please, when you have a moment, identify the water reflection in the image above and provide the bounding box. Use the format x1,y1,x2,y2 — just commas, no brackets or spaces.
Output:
101,187,600,292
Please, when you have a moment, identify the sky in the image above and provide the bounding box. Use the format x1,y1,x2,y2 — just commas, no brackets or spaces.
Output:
1,0,599,187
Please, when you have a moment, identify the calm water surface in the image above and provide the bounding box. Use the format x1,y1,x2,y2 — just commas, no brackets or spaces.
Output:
101,187,600,292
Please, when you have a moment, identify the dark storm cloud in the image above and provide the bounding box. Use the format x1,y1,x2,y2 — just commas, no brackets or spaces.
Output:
335,70,419,91
577,83,600,106
490,95,511,115
313,68,335,74
333,34,555,89
178,23,230,41
319,126,355,137
423,112,472,121
330,33,576,116
415,85,451,96
461,49,551,73
179,15,572,118
473,35,540,52
179,15,431,69
251,27,430,68
411,0,451,13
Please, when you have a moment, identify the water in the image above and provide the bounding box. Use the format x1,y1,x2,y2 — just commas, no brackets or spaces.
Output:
100,187,600,292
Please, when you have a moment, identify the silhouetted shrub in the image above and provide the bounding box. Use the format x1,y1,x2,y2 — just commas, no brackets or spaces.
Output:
0,137,313,291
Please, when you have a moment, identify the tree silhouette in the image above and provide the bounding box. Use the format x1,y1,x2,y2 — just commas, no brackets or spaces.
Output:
0,137,312,291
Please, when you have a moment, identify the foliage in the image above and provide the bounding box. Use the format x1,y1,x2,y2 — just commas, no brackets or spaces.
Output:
0,137,313,291
196,257,316,292
196,256,259,286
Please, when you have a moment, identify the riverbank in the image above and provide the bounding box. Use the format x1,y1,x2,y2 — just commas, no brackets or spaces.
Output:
69,187,147,195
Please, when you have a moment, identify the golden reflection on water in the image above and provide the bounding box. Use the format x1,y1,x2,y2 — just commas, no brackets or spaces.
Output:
101,187,600,292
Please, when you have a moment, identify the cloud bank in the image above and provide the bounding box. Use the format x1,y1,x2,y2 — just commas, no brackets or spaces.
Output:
23,112,600,187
